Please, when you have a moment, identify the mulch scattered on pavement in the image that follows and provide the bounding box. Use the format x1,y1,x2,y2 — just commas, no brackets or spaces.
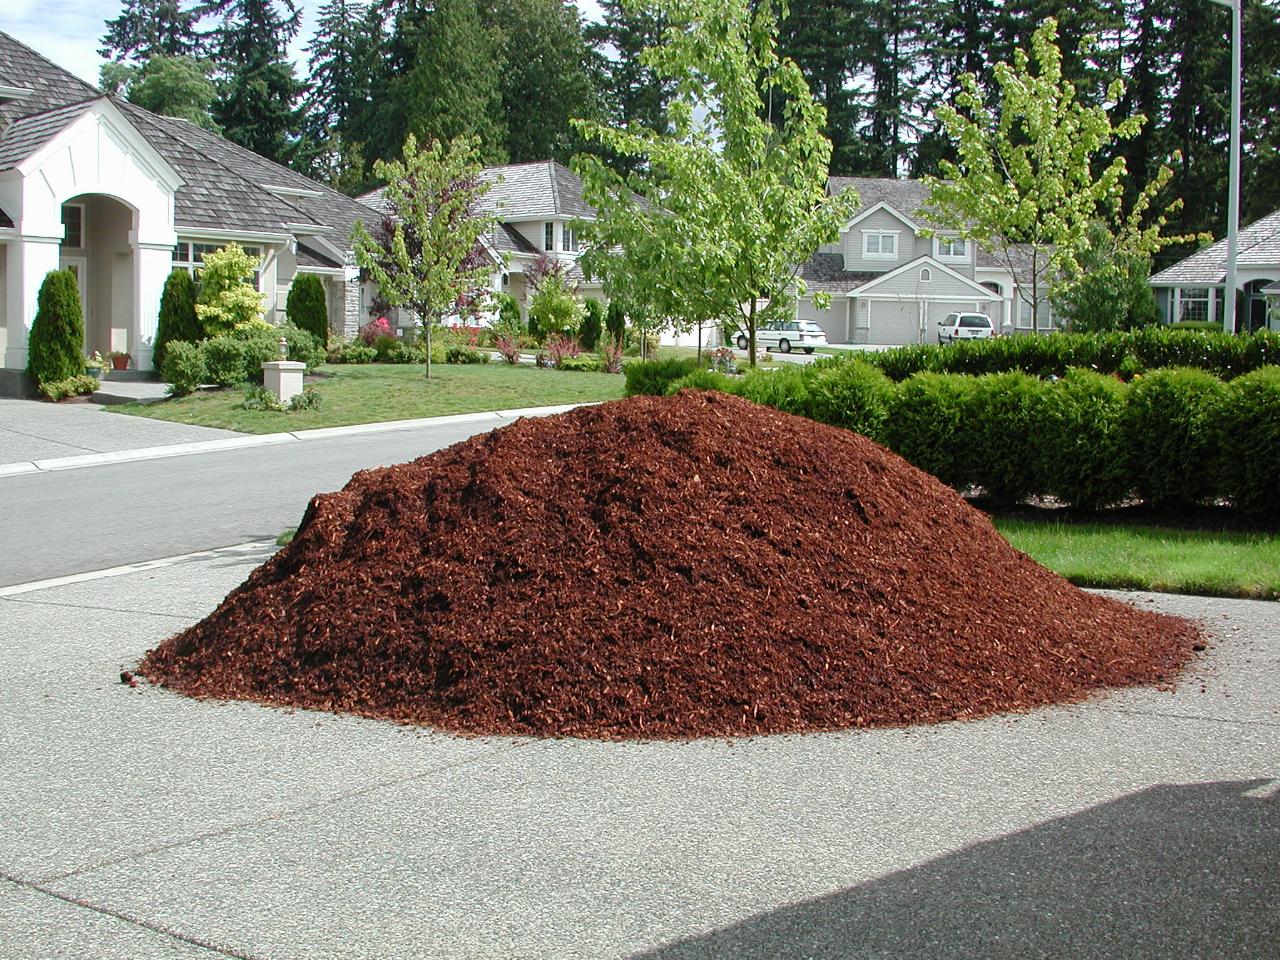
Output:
140,390,1200,739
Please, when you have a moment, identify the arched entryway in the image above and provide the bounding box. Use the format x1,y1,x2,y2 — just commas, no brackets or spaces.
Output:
1244,278,1277,333
59,194,138,358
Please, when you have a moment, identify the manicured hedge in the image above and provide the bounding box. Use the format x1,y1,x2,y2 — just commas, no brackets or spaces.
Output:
623,356,703,396
628,354,1280,515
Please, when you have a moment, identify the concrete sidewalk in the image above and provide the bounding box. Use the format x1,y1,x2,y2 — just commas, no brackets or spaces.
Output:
0,549,1275,959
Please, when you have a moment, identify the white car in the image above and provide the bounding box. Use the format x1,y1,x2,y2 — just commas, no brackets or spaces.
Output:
735,320,829,354
937,312,996,344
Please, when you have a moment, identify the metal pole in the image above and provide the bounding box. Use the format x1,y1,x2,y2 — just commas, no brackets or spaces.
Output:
1221,0,1243,333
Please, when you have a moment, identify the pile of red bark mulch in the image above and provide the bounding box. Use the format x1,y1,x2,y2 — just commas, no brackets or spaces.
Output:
140,390,1200,739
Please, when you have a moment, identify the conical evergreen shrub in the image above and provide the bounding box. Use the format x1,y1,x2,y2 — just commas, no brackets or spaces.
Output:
286,274,329,344
27,269,84,387
154,269,200,371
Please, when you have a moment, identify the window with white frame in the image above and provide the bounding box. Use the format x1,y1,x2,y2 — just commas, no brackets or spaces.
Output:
1176,288,1211,323
920,267,932,282
562,226,579,253
172,240,262,286
863,231,898,258
937,236,967,258
544,222,555,251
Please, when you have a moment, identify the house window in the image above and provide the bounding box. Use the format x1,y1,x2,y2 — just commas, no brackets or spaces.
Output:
937,236,967,258
863,231,898,258
562,226,578,253
920,267,932,282
172,240,263,286
61,203,84,249
1176,288,1211,323
544,222,555,251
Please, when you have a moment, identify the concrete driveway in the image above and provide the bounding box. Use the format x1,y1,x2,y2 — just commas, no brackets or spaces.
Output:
0,547,1275,959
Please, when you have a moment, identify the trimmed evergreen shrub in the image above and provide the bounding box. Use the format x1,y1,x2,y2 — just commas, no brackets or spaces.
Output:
286,274,329,344
154,269,199,371
445,345,489,364
27,269,84,387
1040,369,1131,511
623,357,703,396
605,301,626,343
666,369,738,395
1215,366,1280,518
200,337,249,387
966,372,1052,505
162,341,206,396
1122,367,1227,507
559,353,602,372
580,298,605,350
882,373,978,491
804,359,894,442
735,364,814,417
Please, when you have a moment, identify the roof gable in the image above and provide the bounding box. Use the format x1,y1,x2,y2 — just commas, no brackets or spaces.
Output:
1150,209,1280,285
840,198,921,234
854,255,1000,299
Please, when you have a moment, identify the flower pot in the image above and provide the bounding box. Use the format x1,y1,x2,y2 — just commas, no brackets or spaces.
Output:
111,356,130,370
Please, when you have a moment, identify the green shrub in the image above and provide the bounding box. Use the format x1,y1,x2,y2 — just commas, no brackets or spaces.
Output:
804,359,893,442
39,374,99,401
240,385,284,411
605,300,626,343
328,341,377,364
559,353,602,372
580,298,605,350
735,363,814,416
528,275,582,341
27,270,85,387
1128,326,1248,379
882,373,978,490
289,387,322,411
1215,366,1280,517
966,372,1052,505
154,269,199,370
1169,320,1221,332
493,291,521,329
161,341,206,396
238,335,280,383
666,369,738,394
1040,369,1131,511
445,345,490,364
624,357,703,396
194,243,264,337
286,274,329,344
1122,367,1227,507
199,336,249,387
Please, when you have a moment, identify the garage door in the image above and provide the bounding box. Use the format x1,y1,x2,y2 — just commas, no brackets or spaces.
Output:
867,300,922,345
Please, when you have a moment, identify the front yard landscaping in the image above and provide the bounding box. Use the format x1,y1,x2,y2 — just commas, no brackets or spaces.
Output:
107,362,627,433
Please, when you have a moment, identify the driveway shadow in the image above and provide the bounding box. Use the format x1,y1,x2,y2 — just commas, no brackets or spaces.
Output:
636,779,1279,959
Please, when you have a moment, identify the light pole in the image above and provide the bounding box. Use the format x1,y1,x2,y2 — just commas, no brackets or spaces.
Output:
1211,0,1242,333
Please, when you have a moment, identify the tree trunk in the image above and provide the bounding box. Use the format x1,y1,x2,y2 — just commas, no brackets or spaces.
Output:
424,318,432,380
747,298,758,368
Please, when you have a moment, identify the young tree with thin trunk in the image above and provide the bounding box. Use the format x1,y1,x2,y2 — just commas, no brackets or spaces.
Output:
351,135,498,379
572,0,858,367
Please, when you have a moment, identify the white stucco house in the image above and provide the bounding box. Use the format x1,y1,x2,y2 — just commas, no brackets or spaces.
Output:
795,178,1056,346
1149,209,1280,332
0,32,374,395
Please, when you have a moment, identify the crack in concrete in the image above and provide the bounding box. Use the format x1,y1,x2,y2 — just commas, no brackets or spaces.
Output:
0,596,197,622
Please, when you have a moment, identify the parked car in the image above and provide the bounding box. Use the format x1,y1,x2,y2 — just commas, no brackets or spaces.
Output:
735,319,829,354
937,312,996,344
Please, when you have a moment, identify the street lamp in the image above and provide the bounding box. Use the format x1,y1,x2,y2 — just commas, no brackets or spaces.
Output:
1210,0,1242,334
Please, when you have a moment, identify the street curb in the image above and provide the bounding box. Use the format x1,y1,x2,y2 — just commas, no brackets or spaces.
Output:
0,403,593,478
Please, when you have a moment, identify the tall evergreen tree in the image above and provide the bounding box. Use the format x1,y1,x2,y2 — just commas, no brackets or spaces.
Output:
306,0,374,134
100,0,205,64
777,0,861,175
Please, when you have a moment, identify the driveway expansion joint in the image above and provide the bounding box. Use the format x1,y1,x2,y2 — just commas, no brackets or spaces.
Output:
1093,703,1280,729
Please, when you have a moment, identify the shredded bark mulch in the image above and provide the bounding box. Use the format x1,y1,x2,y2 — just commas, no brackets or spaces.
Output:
140,390,1200,739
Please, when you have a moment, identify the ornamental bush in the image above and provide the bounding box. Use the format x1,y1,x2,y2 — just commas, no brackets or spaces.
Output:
803,359,893,443
161,341,206,396
39,374,99,402
666,369,738,394
529,275,582,341
736,363,814,417
1122,367,1227,507
1215,366,1280,518
493,291,522,330
199,336,248,386
1040,369,1130,511
286,274,329,344
605,300,626,343
27,269,84,387
154,269,199,370
559,353,602,372
579,298,605,350
445,345,489,364
194,243,265,337
623,356,703,396
882,373,978,491
966,372,1052,505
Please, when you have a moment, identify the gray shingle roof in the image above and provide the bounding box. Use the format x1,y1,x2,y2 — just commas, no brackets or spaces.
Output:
799,253,876,294
0,98,95,170
1150,209,1280,285
828,177,935,224
0,31,100,126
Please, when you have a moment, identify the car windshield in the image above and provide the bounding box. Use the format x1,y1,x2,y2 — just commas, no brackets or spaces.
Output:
959,316,991,328
800,322,824,332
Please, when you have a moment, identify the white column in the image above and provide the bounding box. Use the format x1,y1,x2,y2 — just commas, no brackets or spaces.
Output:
131,239,174,371
4,235,63,371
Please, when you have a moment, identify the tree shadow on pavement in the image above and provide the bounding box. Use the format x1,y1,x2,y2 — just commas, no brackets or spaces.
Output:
636,779,1279,960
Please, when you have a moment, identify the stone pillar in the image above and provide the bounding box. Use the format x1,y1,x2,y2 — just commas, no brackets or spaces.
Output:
262,360,306,405
4,235,63,371
130,235,176,372
342,257,361,340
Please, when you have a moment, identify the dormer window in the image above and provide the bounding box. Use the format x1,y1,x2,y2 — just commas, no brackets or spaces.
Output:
937,236,967,259
863,231,898,259
544,222,555,251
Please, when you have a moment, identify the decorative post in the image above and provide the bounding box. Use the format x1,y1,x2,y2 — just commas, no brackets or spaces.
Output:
261,335,305,405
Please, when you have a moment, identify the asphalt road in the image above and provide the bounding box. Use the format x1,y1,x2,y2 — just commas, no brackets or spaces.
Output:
0,419,500,587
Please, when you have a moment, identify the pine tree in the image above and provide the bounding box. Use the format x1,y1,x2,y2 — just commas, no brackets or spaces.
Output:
305,0,374,135
496,0,603,163
100,0,205,64
209,0,309,167
287,274,330,343
777,0,861,175
153,269,200,370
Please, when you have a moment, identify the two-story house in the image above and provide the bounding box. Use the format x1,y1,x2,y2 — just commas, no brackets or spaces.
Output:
796,178,1053,346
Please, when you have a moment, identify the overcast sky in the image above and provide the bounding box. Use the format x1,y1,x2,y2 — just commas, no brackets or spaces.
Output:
1,1,605,87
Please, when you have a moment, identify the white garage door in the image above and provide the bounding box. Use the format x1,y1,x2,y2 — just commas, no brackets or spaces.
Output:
867,300,922,345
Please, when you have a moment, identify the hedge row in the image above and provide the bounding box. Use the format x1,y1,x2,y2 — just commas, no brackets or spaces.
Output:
863,328,1280,382
637,358,1280,517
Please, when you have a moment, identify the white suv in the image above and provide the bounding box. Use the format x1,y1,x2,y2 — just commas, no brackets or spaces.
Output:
937,312,996,344
735,320,829,354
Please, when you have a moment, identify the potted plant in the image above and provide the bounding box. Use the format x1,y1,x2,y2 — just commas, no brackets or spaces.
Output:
84,351,109,379
108,350,131,370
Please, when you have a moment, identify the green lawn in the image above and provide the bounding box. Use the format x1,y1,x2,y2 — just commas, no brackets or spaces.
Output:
995,519,1280,600
109,363,627,434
